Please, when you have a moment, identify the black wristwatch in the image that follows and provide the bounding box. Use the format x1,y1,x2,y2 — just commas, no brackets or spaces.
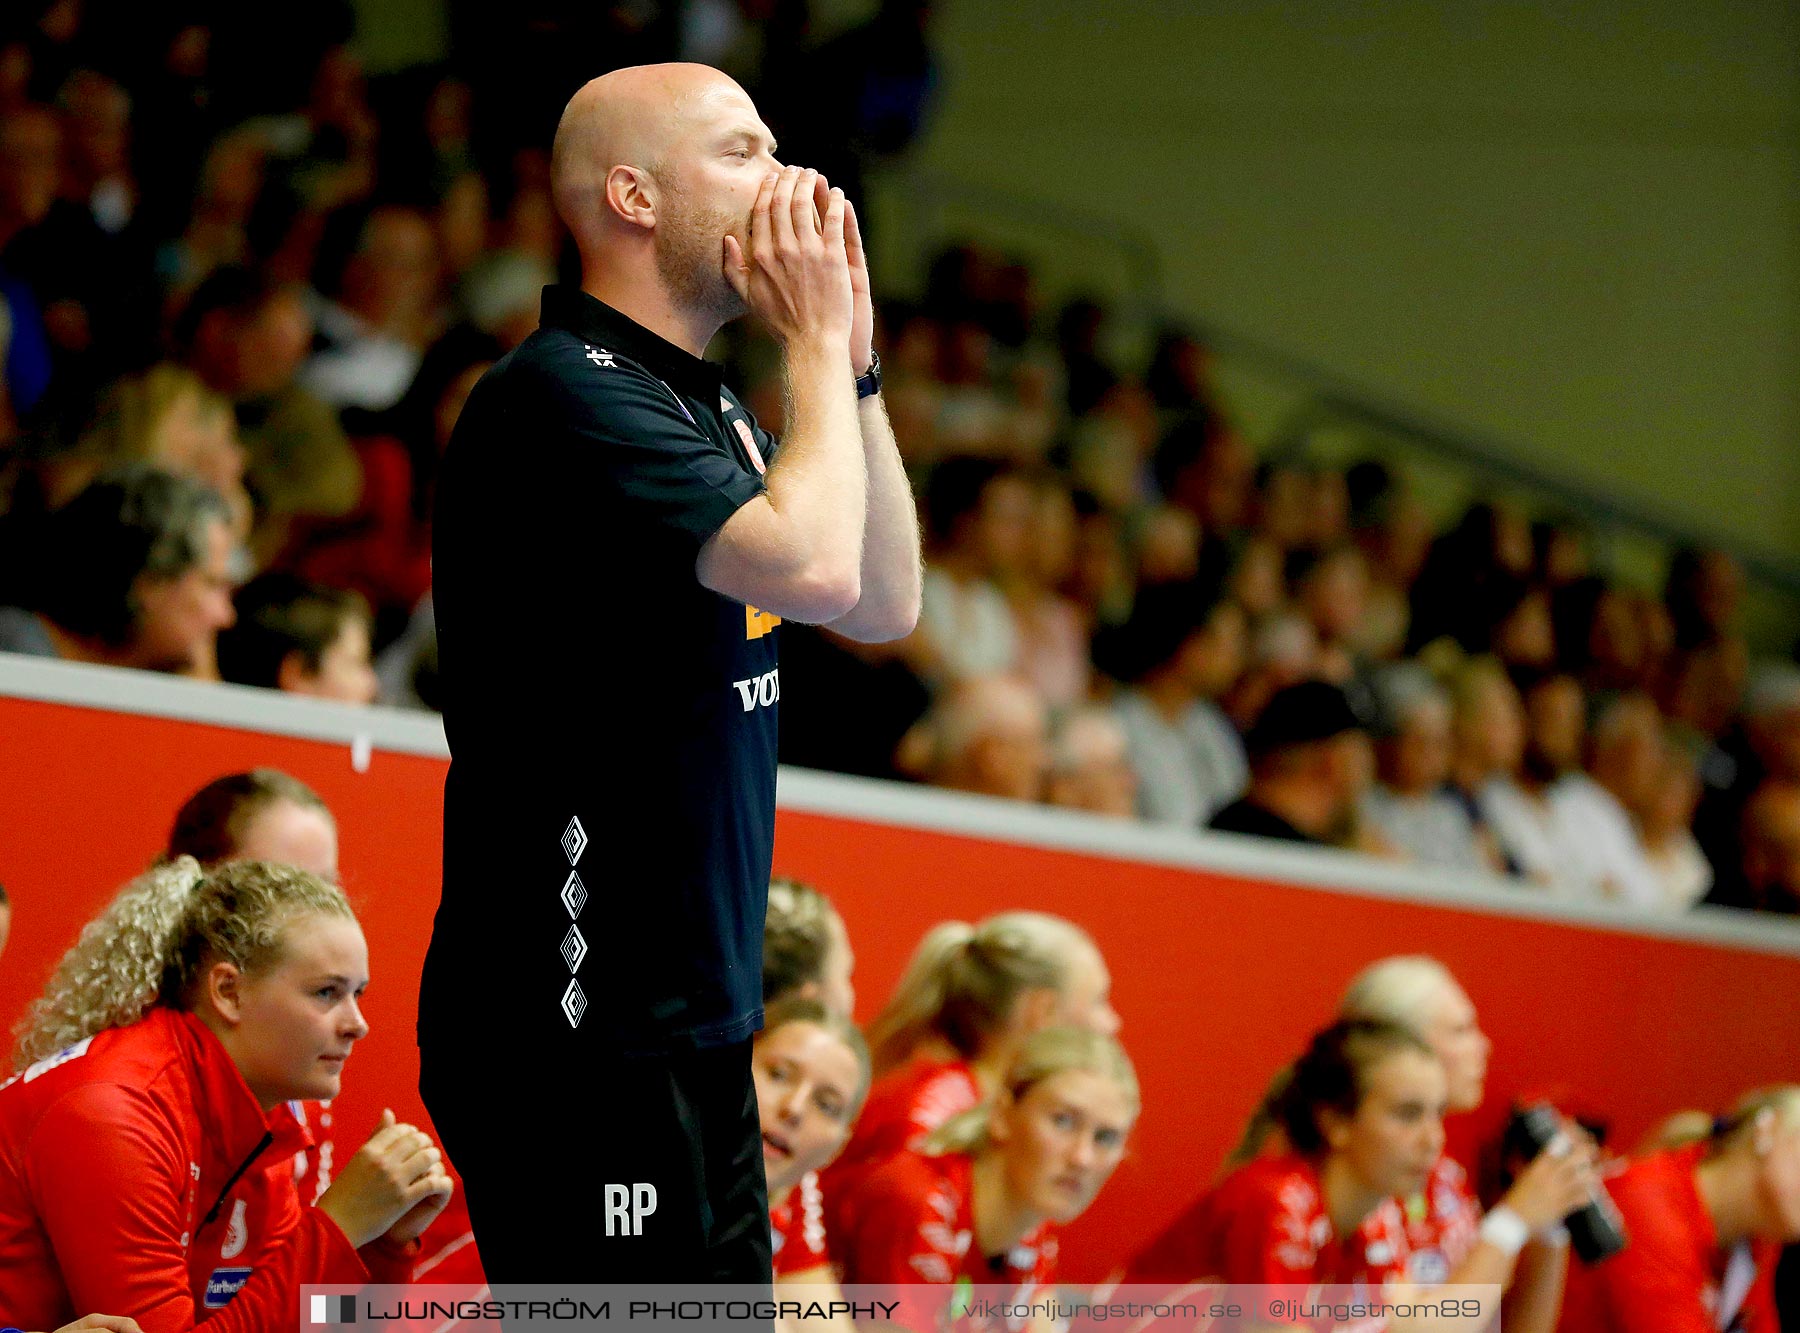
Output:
854,350,883,400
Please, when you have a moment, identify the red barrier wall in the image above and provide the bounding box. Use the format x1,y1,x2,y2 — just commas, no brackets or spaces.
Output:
4,673,1799,1284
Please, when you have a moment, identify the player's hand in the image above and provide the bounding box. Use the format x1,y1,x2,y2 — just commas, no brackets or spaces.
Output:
317,1108,453,1248
724,165,853,351
843,193,874,376
46,1318,146,1333
1498,1127,1601,1233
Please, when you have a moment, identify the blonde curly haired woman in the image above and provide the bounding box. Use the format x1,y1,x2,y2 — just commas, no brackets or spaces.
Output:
0,859,452,1331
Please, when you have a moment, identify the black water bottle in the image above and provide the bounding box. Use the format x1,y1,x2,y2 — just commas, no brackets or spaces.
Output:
1511,1104,1629,1264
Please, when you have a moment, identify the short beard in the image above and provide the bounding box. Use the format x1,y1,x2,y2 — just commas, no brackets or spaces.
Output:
652,177,747,326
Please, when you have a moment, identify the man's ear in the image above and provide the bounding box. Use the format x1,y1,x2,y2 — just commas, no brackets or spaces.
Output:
606,165,657,231
205,961,246,1026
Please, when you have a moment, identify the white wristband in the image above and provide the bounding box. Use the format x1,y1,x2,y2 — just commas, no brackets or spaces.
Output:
1479,1206,1530,1258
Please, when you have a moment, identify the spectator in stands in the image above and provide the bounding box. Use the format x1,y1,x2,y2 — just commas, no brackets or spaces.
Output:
51,365,251,540
1109,582,1249,826
0,858,453,1328
1154,407,1254,552
164,767,339,880
1291,542,1376,707
1256,460,1316,554
1129,1019,1592,1328
824,912,1118,1243
915,457,1026,684
1447,657,1525,848
0,464,234,673
1209,680,1371,846
1697,664,1800,883
174,267,359,561
1637,744,1714,912
1224,607,1320,733
763,878,856,1017
1481,671,1659,904
217,571,377,704
1666,546,1744,650
302,204,442,412
1563,1086,1800,1331
911,674,1050,803
1485,577,1557,675
756,997,870,1306
835,1027,1137,1315
1045,707,1139,819
1708,781,1800,915
1228,533,1287,621
1362,665,1495,871
1005,473,1091,708
0,101,150,380
1409,502,1534,653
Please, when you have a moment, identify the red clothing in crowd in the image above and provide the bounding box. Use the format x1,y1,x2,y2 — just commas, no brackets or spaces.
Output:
771,1170,829,1278
835,1149,1057,1333
0,1007,412,1332
820,1057,980,1252
1559,1143,1781,1333
1132,1153,1412,1289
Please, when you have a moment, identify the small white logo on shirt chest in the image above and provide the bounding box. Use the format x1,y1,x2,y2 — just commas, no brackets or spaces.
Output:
732,668,780,712
585,346,616,368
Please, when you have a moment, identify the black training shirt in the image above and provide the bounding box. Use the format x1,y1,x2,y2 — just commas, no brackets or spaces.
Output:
422,286,782,1055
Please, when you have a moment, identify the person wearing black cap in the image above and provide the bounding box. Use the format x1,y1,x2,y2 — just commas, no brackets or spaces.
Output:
1208,680,1371,845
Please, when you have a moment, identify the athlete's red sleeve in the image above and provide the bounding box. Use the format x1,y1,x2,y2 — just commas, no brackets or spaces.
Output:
1577,1224,1724,1333
1208,1173,1318,1285
836,1160,960,1333
27,1083,371,1332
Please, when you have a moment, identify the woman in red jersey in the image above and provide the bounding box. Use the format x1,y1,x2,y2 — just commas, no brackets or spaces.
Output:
754,998,869,1289
0,859,454,1332
1337,956,1583,1332
1164,1020,1593,1333
835,1027,1137,1333
1561,1086,1800,1333
821,911,1117,1244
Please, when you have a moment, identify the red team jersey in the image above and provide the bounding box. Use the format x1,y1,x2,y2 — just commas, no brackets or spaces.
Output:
1379,1155,1481,1286
771,1170,829,1277
0,1007,413,1332
1559,1144,1781,1333
836,1150,1057,1333
1128,1155,1412,1332
821,1058,980,1254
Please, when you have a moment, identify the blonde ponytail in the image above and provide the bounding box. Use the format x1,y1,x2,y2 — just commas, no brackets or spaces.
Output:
866,913,1099,1077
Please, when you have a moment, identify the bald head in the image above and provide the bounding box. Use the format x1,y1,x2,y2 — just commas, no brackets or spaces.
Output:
551,63,759,253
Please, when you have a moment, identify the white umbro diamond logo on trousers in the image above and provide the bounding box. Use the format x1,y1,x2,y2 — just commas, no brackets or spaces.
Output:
561,871,586,919
562,979,587,1028
561,925,588,973
561,817,587,865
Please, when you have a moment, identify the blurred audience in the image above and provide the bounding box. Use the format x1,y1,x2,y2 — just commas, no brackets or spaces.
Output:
0,5,1791,920
216,571,377,703
1209,680,1370,847
0,464,233,674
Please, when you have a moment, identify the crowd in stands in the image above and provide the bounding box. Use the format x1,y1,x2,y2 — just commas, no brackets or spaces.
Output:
3,768,1796,1329
1,4,1797,918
